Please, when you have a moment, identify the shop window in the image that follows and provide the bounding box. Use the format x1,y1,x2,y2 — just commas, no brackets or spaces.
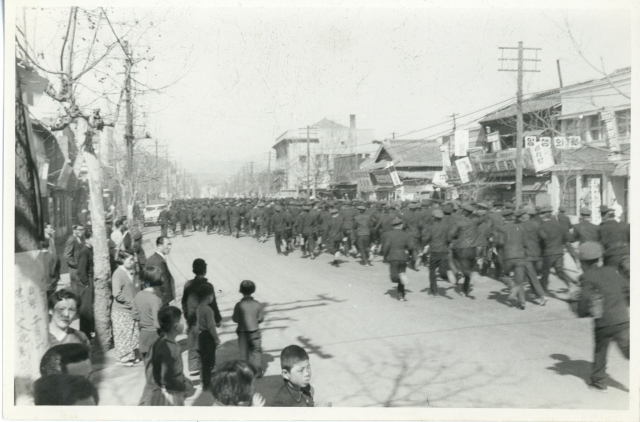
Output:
616,109,631,137
587,115,603,142
558,176,577,216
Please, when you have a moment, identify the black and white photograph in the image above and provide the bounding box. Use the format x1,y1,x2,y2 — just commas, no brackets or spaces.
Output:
6,0,637,420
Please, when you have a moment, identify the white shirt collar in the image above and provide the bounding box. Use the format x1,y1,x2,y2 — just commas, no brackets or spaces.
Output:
156,251,166,260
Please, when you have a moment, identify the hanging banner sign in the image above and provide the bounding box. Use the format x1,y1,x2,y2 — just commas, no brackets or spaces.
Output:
524,136,537,148
600,108,620,152
567,136,581,149
384,162,403,186
440,144,451,167
589,178,602,225
527,143,555,172
432,171,448,186
454,129,469,156
487,131,501,151
455,157,473,183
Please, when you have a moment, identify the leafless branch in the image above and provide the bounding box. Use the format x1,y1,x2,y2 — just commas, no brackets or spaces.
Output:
81,11,104,73
72,43,117,81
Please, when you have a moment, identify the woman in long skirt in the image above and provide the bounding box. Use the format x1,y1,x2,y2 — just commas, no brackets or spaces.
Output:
111,250,140,366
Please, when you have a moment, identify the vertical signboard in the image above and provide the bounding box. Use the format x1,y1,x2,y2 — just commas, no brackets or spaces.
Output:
455,157,473,183
454,129,469,156
600,108,620,152
589,178,602,225
385,162,402,186
440,144,451,167
524,135,537,148
528,143,555,172
487,131,501,152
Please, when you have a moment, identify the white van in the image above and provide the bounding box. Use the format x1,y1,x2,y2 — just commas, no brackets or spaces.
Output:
144,203,167,226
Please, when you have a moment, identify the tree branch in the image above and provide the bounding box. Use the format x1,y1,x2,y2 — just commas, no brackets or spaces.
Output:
16,37,67,76
72,43,117,81
81,11,103,73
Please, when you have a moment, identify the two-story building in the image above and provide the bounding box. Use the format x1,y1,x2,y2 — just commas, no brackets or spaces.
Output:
272,115,375,197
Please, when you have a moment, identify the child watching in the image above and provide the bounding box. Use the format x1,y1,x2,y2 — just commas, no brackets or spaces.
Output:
150,306,192,406
196,283,221,389
132,266,165,406
210,360,265,406
270,345,314,407
232,280,265,373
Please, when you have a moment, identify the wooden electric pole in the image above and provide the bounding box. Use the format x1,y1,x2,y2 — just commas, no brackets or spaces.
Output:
499,42,540,208
307,125,310,198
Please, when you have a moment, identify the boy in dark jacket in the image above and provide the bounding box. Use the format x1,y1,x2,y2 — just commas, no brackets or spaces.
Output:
270,345,314,407
232,280,264,372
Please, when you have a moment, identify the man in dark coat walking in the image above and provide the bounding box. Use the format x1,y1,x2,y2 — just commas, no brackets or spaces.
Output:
382,217,416,301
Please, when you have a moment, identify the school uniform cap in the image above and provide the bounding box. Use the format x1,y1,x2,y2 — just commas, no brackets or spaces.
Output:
580,206,591,216
579,241,603,260
539,205,553,214
501,209,514,216
524,206,538,215
275,205,283,211
432,209,444,218
476,202,490,209
408,203,419,210
330,208,339,214
504,201,515,209
558,204,567,212
515,208,527,217
461,203,475,212
599,205,611,214
132,230,143,240
357,205,366,210
391,217,403,226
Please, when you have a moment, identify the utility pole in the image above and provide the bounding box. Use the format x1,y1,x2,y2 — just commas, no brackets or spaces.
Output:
165,148,170,199
267,151,271,195
499,42,540,208
556,59,563,88
450,113,459,131
124,40,135,218
307,125,310,198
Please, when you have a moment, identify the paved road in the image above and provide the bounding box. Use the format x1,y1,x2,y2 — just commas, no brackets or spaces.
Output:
96,226,629,408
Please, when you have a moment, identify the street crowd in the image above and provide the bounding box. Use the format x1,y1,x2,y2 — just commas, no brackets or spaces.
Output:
31,195,629,406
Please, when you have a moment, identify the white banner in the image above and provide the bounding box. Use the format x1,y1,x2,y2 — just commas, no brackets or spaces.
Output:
454,129,469,156
528,143,555,172
567,136,581,149
601,108,620,152
432,171,448,186
455,157,472,183
487,131,501,151
524,135,537,148
384,162,402,186
440,144,451,167
589,178,602,225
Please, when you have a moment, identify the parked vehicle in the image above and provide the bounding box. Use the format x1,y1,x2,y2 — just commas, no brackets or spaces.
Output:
143,203,167,226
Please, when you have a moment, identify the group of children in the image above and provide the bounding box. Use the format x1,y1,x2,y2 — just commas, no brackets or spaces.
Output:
130,258,316,407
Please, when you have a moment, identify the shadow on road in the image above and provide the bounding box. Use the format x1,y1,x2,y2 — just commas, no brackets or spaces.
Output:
546,353,629,392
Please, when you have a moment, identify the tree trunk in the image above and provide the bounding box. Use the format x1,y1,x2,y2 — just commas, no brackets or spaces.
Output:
75,120,113,351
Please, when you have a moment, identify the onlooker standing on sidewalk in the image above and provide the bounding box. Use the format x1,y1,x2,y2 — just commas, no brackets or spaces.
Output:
577,242,630,392
196,283,221,389
64,224,85,286
111,250,140,366
41,240,61,300
75,232,94,338
133,266,165,406
44,223,57,256
182,259,221,377
232,280,265,373
150,306,191,406
147,236,175,305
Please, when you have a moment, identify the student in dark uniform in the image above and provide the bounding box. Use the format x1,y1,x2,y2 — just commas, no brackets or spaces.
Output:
572,206,599,244
421,208,455,295
353,205,374,266
598,205,630,279
447,203,479,297
381,217,416,301
326,209,345,266
271,205,293,255
538,205,574,294
577,242,629,392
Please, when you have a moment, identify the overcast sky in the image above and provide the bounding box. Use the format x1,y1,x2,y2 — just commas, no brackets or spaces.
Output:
17,0,634,180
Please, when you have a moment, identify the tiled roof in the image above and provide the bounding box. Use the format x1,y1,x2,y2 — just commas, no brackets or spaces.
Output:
313,118,348,129
376,139,442,167
480,90,561,123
